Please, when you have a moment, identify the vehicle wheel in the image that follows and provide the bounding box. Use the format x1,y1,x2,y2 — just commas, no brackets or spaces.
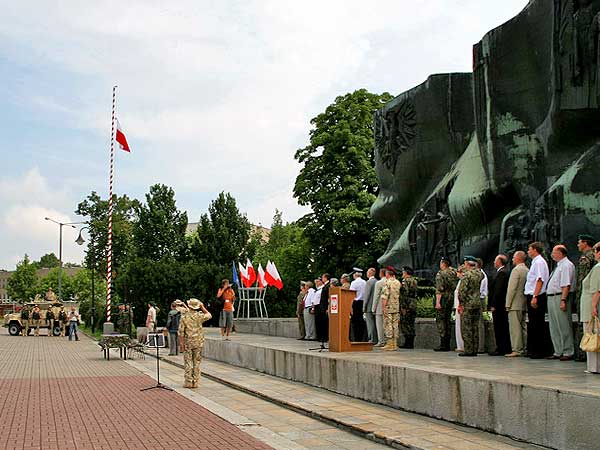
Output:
8,323,21,336
53,326,61,336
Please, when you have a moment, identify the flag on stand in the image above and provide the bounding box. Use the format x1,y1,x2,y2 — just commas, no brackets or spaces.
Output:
257,263,267,289
238,262,251,288
115,118,131,152
232,261,240,287
265,260,283,290
246,258,257,286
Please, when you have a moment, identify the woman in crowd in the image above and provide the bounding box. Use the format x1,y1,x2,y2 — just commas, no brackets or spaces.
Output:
580,242,600,374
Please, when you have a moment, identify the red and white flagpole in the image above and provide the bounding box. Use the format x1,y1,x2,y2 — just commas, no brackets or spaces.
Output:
106,85,117,324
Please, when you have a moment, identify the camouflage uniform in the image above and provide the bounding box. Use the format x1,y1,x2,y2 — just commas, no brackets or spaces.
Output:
400,276,418,344
31,308,41,336
58,309,68,337
20,308,29,337
46,309,55,337
178,309,212,388
435,267,458,349
458,268,484,355
382,278,401,350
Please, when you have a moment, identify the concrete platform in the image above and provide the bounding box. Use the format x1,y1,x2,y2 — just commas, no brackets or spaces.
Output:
203,328,600,450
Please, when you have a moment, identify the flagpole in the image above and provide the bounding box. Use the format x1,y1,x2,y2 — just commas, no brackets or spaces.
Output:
106,85,117,326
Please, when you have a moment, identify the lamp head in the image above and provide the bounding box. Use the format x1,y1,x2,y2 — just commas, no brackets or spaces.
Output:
75,230,85,246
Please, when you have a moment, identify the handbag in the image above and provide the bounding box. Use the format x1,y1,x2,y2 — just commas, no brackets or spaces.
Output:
580,317,600,353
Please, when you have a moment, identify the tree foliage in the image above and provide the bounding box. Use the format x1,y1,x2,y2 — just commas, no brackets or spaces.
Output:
293,89,393,275
133,184,188,260
35,253,60,269
6,255,38,302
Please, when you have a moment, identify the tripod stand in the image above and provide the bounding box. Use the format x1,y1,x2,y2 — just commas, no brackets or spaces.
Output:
141,329,173,392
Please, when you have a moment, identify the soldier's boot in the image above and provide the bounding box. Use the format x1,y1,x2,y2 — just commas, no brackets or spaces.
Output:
183,380,193,388
400,336,414,349
383,340,398,351
381,341,394,351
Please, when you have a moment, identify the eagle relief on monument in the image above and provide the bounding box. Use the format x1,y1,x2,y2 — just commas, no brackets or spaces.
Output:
372,0,600,275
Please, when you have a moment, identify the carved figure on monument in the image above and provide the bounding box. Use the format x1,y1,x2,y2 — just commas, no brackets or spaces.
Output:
373,0,600,274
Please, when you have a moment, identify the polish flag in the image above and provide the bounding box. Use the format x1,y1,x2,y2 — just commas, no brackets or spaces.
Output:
246,258,257,286
238,262,250,288
264,260,283,290
257,263,267,289
115,119,131,152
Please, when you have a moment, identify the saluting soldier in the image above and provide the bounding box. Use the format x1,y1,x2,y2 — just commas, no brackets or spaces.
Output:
575,234,596,361
58,306,68,337
46,306,56,337
178,299,212,388
31,305,41,337
20,306,30,337
381,267,401,351
399,267,419,349
457,256,484,357
45,287,58,303
435,257,459,351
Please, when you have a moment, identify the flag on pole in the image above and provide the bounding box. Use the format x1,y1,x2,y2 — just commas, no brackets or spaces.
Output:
257,263,267,289
115,118,131,152
265,260,283,290
232,261,240,287
246,258,257,286
239,261,251,288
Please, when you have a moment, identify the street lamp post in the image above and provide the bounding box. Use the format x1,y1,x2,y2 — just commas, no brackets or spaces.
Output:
44,218,85,301
76,226,95,333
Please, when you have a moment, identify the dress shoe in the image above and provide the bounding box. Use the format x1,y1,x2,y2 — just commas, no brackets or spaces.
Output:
545,355,560,360
529,354,544,359
434,347,450,352
297,337,306,340
488,351,502,356
374,343,384,347
458,352,477,357
559,355,573,361
505,352,521,357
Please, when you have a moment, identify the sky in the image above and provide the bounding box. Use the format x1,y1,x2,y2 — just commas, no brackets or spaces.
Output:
0,0,529,270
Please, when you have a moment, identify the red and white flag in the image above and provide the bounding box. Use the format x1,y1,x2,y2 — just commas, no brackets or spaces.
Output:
238,262,250,288
246,258,257,286
264,260,283,290
257,263,267,289
115,118,131,152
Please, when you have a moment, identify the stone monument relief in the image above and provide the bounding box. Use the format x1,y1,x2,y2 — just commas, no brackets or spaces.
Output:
373,0,600,275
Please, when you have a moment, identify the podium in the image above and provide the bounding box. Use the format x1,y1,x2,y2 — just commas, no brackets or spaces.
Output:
328,287,373,352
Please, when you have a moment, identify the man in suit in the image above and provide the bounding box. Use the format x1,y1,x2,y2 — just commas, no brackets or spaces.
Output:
371,268,387,347
505,251,529,357
315,274,331,343
488,254,511,355
363,268,378,343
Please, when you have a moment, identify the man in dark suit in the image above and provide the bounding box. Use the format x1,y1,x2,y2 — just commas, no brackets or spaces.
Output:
488,254,512,355
315,273,331,343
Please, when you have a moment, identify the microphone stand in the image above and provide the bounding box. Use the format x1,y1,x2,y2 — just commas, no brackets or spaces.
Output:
141,324,173,392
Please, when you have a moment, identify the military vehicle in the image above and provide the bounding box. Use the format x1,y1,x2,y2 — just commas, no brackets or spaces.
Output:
3,300,80,336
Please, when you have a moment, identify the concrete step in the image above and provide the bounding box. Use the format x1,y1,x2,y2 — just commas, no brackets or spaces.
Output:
200,328,600,450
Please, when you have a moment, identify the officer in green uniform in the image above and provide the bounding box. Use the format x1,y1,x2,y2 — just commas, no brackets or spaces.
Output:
457,256,484,356
178,299,212,388
399,266,418,349
20,306,30,337
435,257,459,351
46,307,55,337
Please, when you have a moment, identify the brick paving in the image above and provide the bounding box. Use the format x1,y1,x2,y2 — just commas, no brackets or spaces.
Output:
0,331,272,450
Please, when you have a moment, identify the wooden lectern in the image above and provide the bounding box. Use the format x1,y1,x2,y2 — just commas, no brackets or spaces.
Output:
328,287,373,352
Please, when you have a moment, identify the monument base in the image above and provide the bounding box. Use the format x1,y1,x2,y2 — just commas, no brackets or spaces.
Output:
102,322,114,334
203,327,600,450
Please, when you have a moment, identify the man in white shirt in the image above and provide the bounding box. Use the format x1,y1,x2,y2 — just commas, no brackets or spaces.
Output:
146,303,157,330
303,281,317,340
349,268,367,341
476,258,488,353
524,241,551,358
546,245,576,360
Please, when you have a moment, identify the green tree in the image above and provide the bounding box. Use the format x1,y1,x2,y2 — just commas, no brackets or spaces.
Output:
75,191,140,275
293,89,393,275
133,184,188,260
7,255,39,302
36,268,74,300
35,253,60,268
190,192,252,266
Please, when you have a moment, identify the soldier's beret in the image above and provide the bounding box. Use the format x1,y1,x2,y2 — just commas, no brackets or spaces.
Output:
385,266,396,274
578,234,595,242
463,255,477,263
440,257,452,265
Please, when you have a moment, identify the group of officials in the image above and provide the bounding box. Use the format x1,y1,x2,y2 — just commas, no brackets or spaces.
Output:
435,236,600,374
294,235,600,374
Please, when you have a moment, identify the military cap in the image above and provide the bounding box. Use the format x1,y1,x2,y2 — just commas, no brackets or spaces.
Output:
385,265,396,274
352,267,363,273
440,257,452,265
187,298,202,310
402,266,413,275
463,255,477,263
578,234,595,242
